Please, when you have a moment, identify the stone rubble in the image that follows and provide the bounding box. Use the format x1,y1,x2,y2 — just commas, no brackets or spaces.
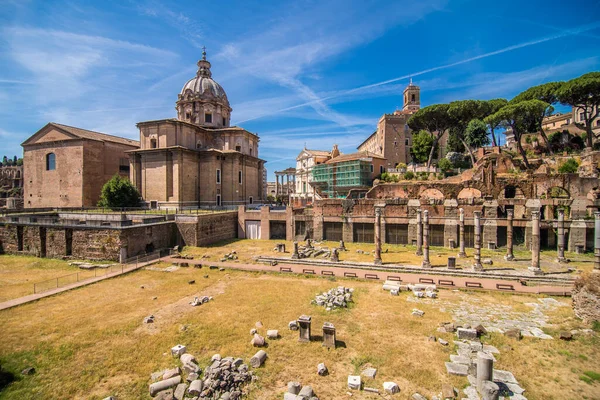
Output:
284,381,319,400
409,292,568,337
143,315,155,324
220,251,238,262
383,381,400,394
412,309,425,317
190,296,212,307
150,349,255,400
317,363,328,376
312,286,353,310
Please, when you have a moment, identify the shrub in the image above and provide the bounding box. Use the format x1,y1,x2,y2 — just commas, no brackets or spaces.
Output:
558,158,579,173
437,158,452,172
98,175,141,208
396,162,407,169
403,171,415,180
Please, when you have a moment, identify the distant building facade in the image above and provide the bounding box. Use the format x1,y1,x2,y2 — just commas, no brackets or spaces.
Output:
0,165,23,209
291,148,332,206
129,51,265,208
22,123,139,208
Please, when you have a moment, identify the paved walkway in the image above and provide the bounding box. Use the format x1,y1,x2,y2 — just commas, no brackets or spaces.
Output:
0,259,158,311
167,257,573,296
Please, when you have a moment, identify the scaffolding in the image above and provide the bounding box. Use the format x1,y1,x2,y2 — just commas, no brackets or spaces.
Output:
311,159,372,198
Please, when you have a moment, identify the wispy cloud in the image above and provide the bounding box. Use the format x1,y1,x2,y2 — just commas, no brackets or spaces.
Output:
239,20,600,123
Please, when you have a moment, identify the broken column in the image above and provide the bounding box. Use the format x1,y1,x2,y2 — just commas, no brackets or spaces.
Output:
458,208,466,257
504,209,515,261
330,248,339,262
250,350,267,367
422,210,431,268
529,210,542,275
374,207,382,265
322,322,336,348
476,352,494,391
595,212,600,272
556,208,567,263
416,209,423,256
292,241,299,259
338,240,346,251
298,315,311,343
473,211,483,271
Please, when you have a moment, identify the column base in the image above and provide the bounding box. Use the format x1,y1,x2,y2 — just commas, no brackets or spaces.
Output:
556,257,569,263
504,254,515,261
291,254,299,260
416,250,423,256
374,258,382,265
421,261,431,268
472,263,483,271
528,266,543,275
457,252,467,258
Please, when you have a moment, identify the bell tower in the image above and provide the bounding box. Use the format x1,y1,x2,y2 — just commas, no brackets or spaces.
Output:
402,78,420,114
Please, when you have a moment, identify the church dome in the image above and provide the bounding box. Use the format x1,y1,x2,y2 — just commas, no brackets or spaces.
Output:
176,49,232,128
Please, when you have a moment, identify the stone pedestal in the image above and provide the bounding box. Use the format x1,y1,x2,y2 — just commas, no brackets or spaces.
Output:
330,248,339,262
458,208,466,258
416,209,423,256
422,210,431,268
447,256,456,269
476,352,494,392
529,211,542,275
504,210,515,261
322,322,336,348
473,211,483,271
297,315,311,343
292,241,299,259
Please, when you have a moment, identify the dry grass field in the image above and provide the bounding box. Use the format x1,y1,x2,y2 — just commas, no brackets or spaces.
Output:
182,239,596,274
0,254,599,400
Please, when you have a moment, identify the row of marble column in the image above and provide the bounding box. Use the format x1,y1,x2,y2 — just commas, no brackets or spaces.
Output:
274,173,295,196
373,207,600,274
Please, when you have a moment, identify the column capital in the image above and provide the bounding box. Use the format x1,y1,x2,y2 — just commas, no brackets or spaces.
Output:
594,211,600,219
506,209,514,218
557,208,565,218
531,210,540,220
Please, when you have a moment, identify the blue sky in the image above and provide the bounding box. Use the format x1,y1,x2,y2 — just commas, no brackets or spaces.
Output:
1,0,599,179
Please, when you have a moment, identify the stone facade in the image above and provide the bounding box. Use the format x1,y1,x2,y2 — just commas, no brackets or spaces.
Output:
0,165,23,209
291,148,331,206
21,123,139,208
130,53,265,208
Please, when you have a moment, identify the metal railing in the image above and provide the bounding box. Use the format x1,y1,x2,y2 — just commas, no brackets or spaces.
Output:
32,248,173,294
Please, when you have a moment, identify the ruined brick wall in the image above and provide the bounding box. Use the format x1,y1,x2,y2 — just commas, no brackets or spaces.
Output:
46,228,67,258
176,212,237,247
0,224,17,253
72,229,122,261
121,223,176,259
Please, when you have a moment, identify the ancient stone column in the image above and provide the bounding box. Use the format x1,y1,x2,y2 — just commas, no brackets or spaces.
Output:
292,241,299,259
416,209,423,256
473,211,483,271
595,212,600,272
297,315,311,343
476,351,494,392
330,248,339,262
504,209,515,261
458,208,466,258
556,208,567,263
374,207,382,265
529,210,542,275
422,210,431,268
322,322,336,348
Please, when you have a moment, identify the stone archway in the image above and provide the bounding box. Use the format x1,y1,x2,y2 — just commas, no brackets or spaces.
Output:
419,188,444,200
457,187,482,199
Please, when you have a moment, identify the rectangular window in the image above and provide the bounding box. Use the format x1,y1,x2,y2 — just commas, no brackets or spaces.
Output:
380,165,384,173
370,164,374,173
405,139,409,146
235,145,241,152
216,169,221,184
238,171,242,184
205,113,213,123
150,138,157,148
222,117,226,126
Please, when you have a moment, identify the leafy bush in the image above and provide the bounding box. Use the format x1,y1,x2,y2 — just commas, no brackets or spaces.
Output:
98,175,141,208
437,158,452,172
558,158,579,173
403,171,415,180
396,162,407,169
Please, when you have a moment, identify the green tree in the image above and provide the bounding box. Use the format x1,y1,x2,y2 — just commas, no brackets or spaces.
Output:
510,82,563,154
447,100,489,164
485,100,549,169
556,72,600,149
437,158,452,173
98,175,141,208
410,130,434,163
407,104,453,168
464,119,490,153
482,98,508,146
2,156,7,166
16,158,23,166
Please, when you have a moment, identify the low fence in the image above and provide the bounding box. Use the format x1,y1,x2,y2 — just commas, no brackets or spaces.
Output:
32,248,172,294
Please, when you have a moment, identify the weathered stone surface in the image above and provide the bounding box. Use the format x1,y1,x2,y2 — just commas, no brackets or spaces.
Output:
364,387,379,393
441,383,456,399
288,320,299,330
449,355,471,364
479,380,499,400
250,350,267,368
438,339,449,346
251,334,266,347
504,328,522,340
412,309,424,317
174,383,188,400
347,375,361,390
163,367,181,380
412,393,427,400
317,363,328,376
298,385,314,398
180,353,196,365
188,379,203,396
383,381,400,394
150,376,182,397
457,328,478,340
445,362,469,376
171,345,187,357
154,389,175,400
362,367,377,379
287,381,301,394
21,367,35,375
266,330,279,339
559,331,573,340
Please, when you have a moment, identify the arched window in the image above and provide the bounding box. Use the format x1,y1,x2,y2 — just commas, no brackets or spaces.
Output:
46,153,56,171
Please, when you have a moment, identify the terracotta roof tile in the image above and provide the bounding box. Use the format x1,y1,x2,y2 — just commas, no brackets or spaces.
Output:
50,123,140,147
